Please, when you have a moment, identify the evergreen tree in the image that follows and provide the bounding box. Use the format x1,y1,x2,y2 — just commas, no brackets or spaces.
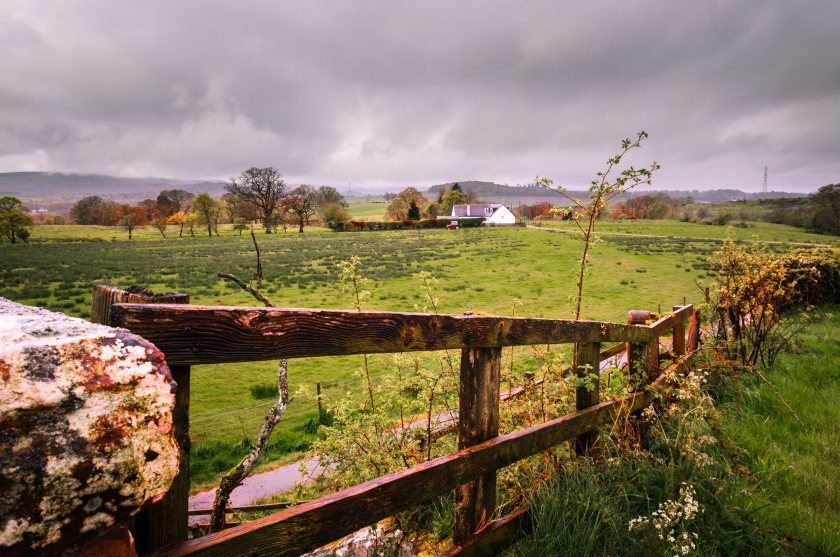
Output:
407,200,421,220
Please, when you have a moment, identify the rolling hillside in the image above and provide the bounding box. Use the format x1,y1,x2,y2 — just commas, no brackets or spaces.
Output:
0,172,227,202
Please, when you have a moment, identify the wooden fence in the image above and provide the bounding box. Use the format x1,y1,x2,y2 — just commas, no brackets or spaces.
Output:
91,285,700,557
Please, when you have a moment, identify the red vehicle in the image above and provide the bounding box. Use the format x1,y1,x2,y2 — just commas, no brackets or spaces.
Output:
446,221,460,230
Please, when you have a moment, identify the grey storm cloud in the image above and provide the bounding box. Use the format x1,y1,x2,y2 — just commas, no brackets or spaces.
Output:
1,0,839,191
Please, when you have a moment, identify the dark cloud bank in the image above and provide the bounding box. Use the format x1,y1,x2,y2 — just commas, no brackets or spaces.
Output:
1,1,839,192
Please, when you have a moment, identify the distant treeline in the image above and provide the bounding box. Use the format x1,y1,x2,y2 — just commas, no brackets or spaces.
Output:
62,168,351,238
515,185,840,236
759,185,839,235
424,180,808,203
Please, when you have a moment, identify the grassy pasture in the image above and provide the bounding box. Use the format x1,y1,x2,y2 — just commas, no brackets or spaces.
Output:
0,220,825,488
534,218,839,245
723,307,840,554
347,201,389,219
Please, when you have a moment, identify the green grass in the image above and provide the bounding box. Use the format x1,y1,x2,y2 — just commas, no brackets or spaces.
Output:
510,457,775,557
347,201,388,219
723,307,840,555
535,219,839,245
2,222,834,489
512,307,840,556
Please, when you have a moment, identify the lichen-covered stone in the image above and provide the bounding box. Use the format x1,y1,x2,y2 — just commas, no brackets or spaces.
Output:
0,298,179,557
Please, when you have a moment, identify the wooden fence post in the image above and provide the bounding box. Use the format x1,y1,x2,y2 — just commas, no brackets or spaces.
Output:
454,347,501,545
672,305,686,358
90,285,190,554
626,311,658,448
687,308,701,353
626,311,656,389
574,342,600,456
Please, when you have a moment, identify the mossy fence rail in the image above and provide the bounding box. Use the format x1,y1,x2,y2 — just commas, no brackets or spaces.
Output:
90,284,700,557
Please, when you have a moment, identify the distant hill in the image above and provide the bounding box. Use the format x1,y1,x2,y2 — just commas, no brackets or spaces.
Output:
0,172,227,202
1,172,809,206
426,180,808,204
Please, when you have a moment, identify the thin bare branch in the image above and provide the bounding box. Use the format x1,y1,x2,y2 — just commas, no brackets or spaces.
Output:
218,272,275,307
250,228,264,287
210,359,289,531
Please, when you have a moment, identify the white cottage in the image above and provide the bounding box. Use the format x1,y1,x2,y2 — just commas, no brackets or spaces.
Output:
450,203,516,225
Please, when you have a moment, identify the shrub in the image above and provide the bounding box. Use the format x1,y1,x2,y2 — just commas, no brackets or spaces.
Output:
416,218,448,229
709,240,840,367
249,382,278,400
712,212,732,226
458,217,486,228
323,203,351,229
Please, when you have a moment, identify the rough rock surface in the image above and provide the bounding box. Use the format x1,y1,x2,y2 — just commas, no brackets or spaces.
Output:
0,298,179,557
302,518,413,557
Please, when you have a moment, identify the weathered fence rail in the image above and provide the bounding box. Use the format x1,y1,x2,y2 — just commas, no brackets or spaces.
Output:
154,372,670,557
89,284,699,557
109,304,654,364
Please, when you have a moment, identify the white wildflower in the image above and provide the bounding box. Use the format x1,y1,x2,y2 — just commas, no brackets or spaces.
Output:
628,483,703,556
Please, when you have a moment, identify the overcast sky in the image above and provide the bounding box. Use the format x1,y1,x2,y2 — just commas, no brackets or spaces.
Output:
2,1,839,192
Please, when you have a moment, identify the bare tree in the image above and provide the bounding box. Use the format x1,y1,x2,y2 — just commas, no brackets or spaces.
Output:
118,204,144,240
314,185,348,210
156,189,195,217
70,196,122,225
285,185,318,233
221,192,260,224
151,216,168,238
225,167,287,233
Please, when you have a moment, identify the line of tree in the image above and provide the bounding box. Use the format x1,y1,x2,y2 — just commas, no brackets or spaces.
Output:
66,168,349,238
616,193,687,219
763,184,840,235
383,183,481,221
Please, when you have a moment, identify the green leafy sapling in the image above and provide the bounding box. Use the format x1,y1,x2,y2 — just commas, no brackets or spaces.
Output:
337,255,375,410
537,131,660,320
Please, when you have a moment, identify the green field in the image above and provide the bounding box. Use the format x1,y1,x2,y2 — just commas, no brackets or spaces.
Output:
347,201,389,220
534,218,839,245
723,307,840,554
1,220,832,489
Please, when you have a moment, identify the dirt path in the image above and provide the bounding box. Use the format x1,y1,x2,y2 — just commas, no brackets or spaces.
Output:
188,458,322,524
525,224,834,247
